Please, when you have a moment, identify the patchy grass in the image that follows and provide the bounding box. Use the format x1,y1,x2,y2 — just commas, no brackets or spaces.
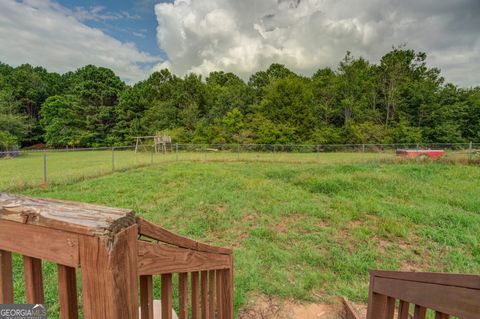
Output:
15,160,480,317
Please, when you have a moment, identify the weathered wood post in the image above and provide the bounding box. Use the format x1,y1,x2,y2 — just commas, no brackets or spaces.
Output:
80,224,139,318
366,271,388,319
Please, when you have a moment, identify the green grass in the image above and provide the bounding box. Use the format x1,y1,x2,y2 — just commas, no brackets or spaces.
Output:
13,160,480,317
0,150,396,191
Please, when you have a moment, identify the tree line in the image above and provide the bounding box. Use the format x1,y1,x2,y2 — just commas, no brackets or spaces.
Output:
1,47,479,150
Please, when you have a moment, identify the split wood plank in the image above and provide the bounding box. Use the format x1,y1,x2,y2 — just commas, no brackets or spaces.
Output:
138,218,232,255
0,193,135,237
370,270,480,290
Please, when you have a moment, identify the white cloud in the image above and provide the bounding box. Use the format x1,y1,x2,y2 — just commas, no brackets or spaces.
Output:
72,5,141,22
0,0,159,83
155,0,480,87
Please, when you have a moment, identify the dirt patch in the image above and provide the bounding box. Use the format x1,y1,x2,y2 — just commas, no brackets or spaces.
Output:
239,296,343,319
350,302,367,319
274,214,304,235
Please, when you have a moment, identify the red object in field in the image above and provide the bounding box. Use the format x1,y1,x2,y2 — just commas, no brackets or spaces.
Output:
396,149,445,158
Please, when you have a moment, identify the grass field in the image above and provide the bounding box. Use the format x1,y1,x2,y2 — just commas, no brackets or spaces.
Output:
2,147,475,192
0,149,398,191
8,159,479,317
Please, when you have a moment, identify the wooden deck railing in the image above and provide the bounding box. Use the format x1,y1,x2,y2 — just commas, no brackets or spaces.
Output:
137,219,233,319
366,270,480,319
0,193,234,319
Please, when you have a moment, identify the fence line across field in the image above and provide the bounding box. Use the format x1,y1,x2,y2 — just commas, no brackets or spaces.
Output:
0,143,478,191
1,142,478,154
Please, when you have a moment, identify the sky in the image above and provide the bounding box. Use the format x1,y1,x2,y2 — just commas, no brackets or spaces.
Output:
0,0,479,86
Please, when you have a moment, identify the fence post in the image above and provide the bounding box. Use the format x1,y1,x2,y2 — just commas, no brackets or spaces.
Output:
362,144,365,153
111,147,115,172
469,141,473,162
176,143,179,161
43,149,47,184
150,145,154,165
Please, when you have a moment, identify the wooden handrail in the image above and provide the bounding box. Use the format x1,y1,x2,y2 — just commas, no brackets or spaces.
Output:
0,193,234,319
370,270,480,290
138,218,233,255
367,270,480,319
138,241,231,275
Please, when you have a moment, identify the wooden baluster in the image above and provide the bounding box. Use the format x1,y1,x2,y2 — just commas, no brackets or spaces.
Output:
178,273,188,319
0,250,14,303
57,265,78,319
192,272,200,319
208,270,215,319
434,312,449,319
413,305,427,319
221,262,234,319
216,270,223,319
140,275,154,319
385,297,396,319
201,271,208,319
23,256,44,303
398,300,410,319
161,274,173,319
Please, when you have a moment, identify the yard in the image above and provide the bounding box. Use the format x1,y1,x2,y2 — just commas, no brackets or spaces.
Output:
0,149,397,191
7,159,479,317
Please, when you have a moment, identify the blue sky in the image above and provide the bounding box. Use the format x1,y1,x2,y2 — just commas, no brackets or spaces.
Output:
56,0,168,60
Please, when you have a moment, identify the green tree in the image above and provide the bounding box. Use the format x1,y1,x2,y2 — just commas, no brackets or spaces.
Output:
40,95,82,147
64,65,125,146
256,75,315,143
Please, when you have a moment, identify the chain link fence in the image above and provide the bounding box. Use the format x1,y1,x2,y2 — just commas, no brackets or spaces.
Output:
1,142,478,191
